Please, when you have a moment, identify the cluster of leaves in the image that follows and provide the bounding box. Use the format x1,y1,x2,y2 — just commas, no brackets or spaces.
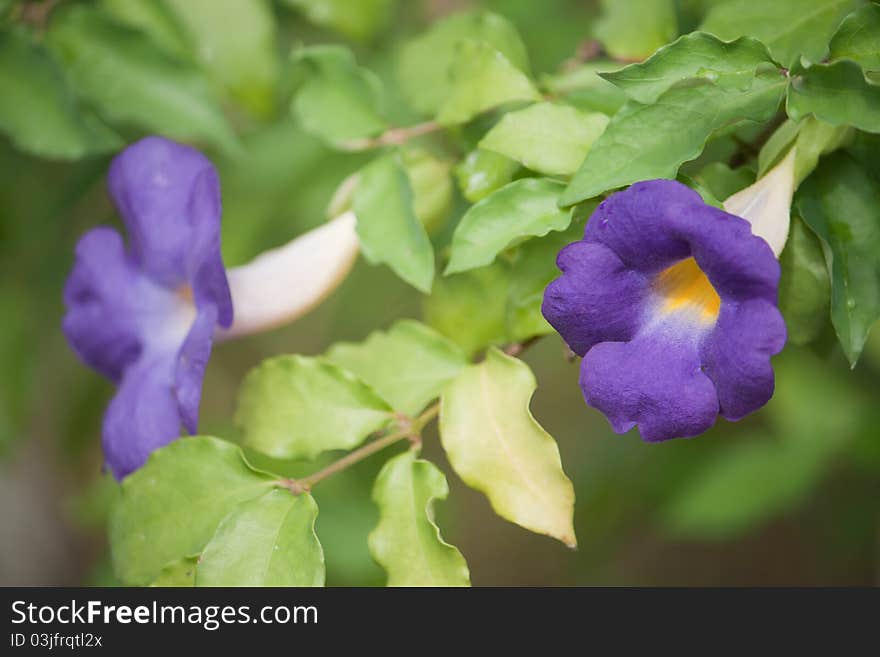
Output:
4,0,880,585
112,321,574,586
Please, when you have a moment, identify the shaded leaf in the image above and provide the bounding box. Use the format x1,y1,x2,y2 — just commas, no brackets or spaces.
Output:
828,2,880,70
700,0,857,67
779,216,832,345
454,149,519,203
0,29,120,159
110,437,275,585
423,263,511,358
369,451,470,586
197,490,324,586
163,0,279,118
507,217,588,340
797,152,880,366
46,5,239,154
326,320,466,416
353,152,435,292
436,40,540,126
291,45,387,146
236,355,393,460
402,148,453,233
397,9,529,116
787,60,880,134
561,69,786,205
540,61,628,115
446,178,571,274
282,0,394,41
439,348,576,546
479,102,608,176
594,0,677,61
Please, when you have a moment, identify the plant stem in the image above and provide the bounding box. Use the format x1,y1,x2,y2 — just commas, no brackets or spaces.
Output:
340,121,442,151
279,403,440,494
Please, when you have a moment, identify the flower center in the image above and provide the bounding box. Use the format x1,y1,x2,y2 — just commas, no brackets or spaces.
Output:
653,257,720,324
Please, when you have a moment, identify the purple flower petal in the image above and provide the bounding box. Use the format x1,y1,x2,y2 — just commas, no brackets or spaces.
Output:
542,241,648,356
174,304,218,434
107,136,232,327
62,228,143,382
580,322,720,441
102,352,181,480
700,299,786,421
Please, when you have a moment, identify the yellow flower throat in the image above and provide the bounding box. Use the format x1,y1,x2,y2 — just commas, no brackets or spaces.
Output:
653,257,721,323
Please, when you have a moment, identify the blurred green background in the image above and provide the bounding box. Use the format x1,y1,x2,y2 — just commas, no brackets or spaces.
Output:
1,0,878,586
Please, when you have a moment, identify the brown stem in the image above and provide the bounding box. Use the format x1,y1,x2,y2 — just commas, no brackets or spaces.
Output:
279,403,440,494
503,335,543,357
340,121,442,151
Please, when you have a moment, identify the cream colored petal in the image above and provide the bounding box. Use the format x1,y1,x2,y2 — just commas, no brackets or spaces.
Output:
723,147,796,258
218,211,359,340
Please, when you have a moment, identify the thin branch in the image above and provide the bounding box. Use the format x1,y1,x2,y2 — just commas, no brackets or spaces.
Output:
279,403,440,494
340,121,442,151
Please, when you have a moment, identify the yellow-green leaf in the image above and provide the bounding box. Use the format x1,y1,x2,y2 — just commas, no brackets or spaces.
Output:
479,102,609,176
197,490,324,587
439,348,576,546
236,355,393,460
326,320,466,416
369,451,470,586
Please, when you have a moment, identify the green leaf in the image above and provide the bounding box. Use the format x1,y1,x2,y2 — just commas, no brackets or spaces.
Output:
603,32,776,105
560,69,786,206
197,490,324,586
0,29,120,159
593,0,677,61
110,437,275,585
162,0,279,118
150,557,197,587
479,102,609,176
236,355,393,460
787,60,880,134
507,217,588,341
353,152,435,293
402,148,452,233
326,320,466,416
397,9,530,116
695,162,754,200
100,0,190,58
423,263,511,358
758,117,852,184
797,152,880,366
436,40,540,126
454,149,519,203
699,0,858,67
829,2,880,70
439,348,576,546
282,0,393,41
540,61,628,115
46,6,239,154
290,45,387,147
369,451,470,586
446,178,571,274
779,216,832,345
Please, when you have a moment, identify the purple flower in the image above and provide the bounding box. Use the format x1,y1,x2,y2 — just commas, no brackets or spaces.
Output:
542,180,786,442
63,137,233,478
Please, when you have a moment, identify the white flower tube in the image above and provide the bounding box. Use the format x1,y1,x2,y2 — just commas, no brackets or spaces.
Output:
218,210,359,339
722,147,796,258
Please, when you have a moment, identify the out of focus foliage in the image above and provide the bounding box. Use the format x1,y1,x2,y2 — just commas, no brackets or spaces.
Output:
2,0,879,586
